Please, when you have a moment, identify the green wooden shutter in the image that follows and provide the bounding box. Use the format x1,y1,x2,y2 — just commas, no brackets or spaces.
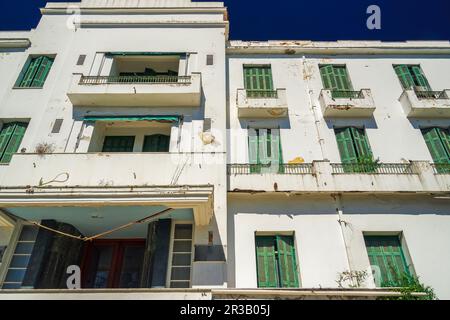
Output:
365,236,410,287
276,236,299,288
335,128,358,163
143,134,170,152
258,129,269,165
0,122,27,164
248,128,260,173
244,66,273,97
438,128,450,156
31,56,54,88
102,136,135,152
320,65,338,90
411,66,431,91
333,66,352,91
350,127,372,159
255,236,278,288
0,123,16,159
394,65,415,90
19,57,42,87
422,128,450,163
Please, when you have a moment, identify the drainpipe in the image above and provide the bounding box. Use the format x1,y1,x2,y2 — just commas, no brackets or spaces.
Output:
302,56,327,160
334,193,355,287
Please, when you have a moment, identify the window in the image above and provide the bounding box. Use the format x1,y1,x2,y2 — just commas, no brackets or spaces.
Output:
394,65,431,91
169,224,193,288
364,235,411,287
248,128,282,173
334,127,374,172
102,136,135,152
143,134,170,152
243,65,275,98
16,56,54,88
82,240,145,288
0,122,28,164
422,127,450,173
320,65,354,98
2,225,38,289
255,235,299,288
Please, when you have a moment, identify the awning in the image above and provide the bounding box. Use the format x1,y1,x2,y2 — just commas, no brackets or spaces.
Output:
84,115,180,123
105,52,186,57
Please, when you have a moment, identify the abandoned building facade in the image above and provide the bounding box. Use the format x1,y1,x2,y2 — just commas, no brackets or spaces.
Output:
0,0,450,299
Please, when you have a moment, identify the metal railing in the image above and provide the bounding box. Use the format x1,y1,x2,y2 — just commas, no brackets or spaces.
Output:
414,89,448,100
246,89,278,99
331,163,416,174
227,163,313,175
331,90,364,99
79,75,191,85
431,163,450,174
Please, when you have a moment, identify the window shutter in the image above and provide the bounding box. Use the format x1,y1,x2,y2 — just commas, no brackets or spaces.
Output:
262,66,274,91
364,236,410,287
0,122,27,164
438,128,450,156
269,129,282,173
31,56,53,87
350,127,373,159
276,236,299,288
335,128,358,163
394,65,415,90
411,66,431,91
143,135,170,152
0,123,16,159
244,66,273,96
320,65,338,90
255,236,278,288
258,129,269,165
248,128,259,164
422,128,450,163
19,57,42,87
333,66,352,91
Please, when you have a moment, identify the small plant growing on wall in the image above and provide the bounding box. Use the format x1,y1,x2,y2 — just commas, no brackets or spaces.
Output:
336,270,368,288
35,142,55,155
379,273,437,300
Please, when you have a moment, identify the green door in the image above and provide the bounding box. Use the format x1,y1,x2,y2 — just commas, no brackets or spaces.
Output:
0,122,28,164
143,134,170,152
364,235,411,287
255,235,299,288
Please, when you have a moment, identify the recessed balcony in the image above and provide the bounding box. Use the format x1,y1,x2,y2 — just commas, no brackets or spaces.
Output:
319,89,376,117
67,72,202,107
399,89,450,117
236,88,288,118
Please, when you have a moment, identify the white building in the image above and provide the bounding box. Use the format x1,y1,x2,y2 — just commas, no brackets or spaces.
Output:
0,0,449,300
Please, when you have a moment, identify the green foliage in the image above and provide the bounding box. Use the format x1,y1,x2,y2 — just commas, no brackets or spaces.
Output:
379,273,437,300
336,270,368,288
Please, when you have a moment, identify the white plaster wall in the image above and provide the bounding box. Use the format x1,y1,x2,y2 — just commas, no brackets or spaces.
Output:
227,55,450,164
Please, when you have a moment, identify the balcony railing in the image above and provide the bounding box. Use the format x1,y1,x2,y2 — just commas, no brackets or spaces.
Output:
331,90,365,99
414,89,449,100
431,163,450,174
331,163,416,174
246,89,278,99
79,75,191,85
227,163,313,175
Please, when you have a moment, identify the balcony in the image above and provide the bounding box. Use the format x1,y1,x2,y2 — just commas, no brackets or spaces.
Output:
399,89,450,117
319,89,376,117
67,73,202,107
236,89,288,118
227,161,449,193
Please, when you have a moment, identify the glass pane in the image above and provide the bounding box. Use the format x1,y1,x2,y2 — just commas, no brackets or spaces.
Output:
174,224,193,240
9,255,31,268
92,246,113,288
19,226,38,241
2,283,21,289
172,253,191,266
119,246,145,288
170,267,191,281
4,269,27,283
14,242,35,254
170,281,190,288
173,241,192,253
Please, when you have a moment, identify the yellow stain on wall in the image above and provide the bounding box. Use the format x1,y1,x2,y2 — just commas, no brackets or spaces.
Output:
288,157,305,164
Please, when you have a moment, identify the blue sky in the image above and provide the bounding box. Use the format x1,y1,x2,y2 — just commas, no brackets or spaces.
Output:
0,0,449,40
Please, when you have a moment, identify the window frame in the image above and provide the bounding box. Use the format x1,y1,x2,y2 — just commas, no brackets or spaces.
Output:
14,55,55,89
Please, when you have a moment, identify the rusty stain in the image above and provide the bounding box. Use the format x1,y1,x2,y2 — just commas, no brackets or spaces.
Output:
284,49,296,55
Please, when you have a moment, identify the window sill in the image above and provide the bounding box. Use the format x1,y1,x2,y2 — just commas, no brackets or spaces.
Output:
12,86,44,90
